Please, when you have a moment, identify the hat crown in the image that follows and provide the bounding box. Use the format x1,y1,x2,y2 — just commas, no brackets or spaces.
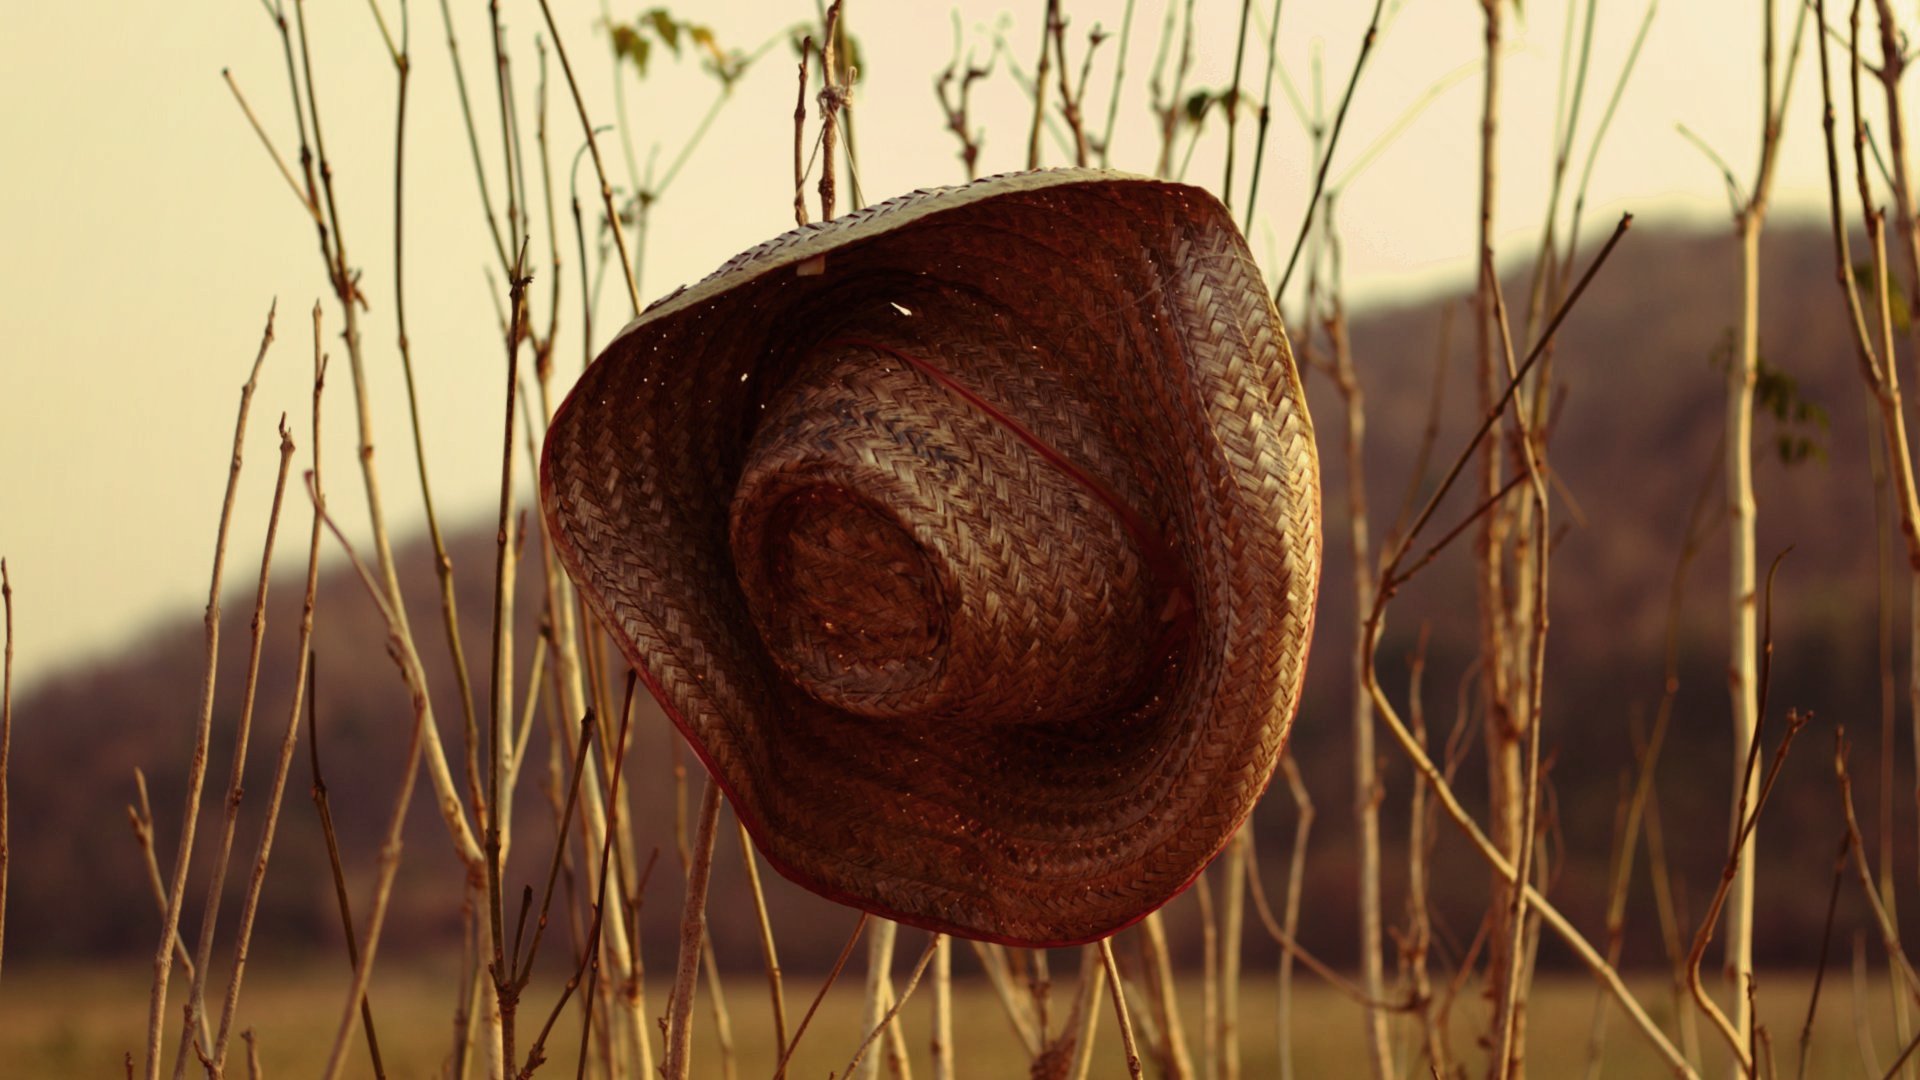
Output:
727,328,1162,725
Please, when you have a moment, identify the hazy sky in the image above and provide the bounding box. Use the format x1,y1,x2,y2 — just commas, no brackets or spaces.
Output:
0,0,1874,687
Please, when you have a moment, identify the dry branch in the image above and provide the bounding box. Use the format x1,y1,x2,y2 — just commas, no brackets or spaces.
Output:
172,416,297,1080
143,302,275,1080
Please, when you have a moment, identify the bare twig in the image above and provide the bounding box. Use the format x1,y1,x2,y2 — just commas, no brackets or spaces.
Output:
1272,0,1386,302
662,778,721,1079
143,302,274,1080
1026,0,1057,169
0,556,9,991
222,69,319,221
934,18,991,181
1835,729,1920,1001
1099,939,1144,1080
795,37,812,225
487,242,533,1074
534,0,640,314
126,772,206,1050
1049,3,1092,167
1798,833,1852,1080
1097,0,1136,166
1241,0,1285,229
819,2,845,219
1138,913,1195,1079
968,942,1041,1056
736,821,789,1059
435,0,511,272
308,649,388,1080
932,935,953,1079
172,416,296,1080
773,913,869,1079
843,935,939,1078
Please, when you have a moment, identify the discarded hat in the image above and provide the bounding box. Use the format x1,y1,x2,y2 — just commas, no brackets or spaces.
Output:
540,168,1320,946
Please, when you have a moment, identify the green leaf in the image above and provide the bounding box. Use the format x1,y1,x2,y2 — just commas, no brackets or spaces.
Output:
647,9,682,54
610,24,650,76
1185,89,1214,124
1851,260,1913,332
690,24,717,56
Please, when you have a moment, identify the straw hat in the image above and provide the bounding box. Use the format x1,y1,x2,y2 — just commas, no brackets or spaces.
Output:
540,168,1320,946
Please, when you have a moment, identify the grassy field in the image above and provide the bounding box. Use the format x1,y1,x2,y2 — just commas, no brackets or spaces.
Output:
0,960,1911,1077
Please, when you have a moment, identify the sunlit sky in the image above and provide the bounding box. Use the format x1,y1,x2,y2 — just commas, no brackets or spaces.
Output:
0,0,1876,688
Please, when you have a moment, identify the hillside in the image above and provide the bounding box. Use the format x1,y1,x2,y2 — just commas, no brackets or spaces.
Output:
9,219,1904,972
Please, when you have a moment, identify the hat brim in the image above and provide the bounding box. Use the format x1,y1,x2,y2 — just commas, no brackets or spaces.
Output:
540,169,1321,946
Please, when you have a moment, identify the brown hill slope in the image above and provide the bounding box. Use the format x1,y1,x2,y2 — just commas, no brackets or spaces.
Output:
8,220,1901,970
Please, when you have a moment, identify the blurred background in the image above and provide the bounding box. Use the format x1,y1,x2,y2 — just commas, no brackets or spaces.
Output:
0,0,1910,1073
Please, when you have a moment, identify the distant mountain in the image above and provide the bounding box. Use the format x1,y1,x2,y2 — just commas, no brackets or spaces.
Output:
9,220,1906,972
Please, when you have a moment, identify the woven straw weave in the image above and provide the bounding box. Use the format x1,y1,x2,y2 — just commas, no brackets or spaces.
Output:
540,168,1321,946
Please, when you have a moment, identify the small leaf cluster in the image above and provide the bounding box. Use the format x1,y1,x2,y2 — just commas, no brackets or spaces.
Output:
608,7,745,87
1709,327,1830,467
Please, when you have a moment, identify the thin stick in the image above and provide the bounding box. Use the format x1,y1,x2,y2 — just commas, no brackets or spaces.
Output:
222,69,318,221
1219,827,1248,1080
1197,871,1218,1080
143,302,274,1080
1050,4,1091,167
1138,912,1195,1079
1026,0,1057,169
843,936,939,1078
773,913,870,1079
126,772,207,1050
735,820,789,1058
856,918,899,1080
1835,730,1920,1000
211,340,329,1071
434,0,511,271
1272,0,1386,302
1486,243,1552,1080
535,0,640,314
662,778,722,1079
1244,848,1396,1010
1314,200,1394,1080
1222,0,1255,207
1855,933,1886,1077
1683,565,1807,1075
1278,755,1314,1078
1722,0,1812,1053
818,2,845,220
513,710,610,1078
1241,0,1285,229
1065,946,1106,1080
969,942,1041,1056
312,477,471,1080
0,555,9,992
487,242,532,1074
932,935,954,1079
1403,626,1448,1078
172,416,296,1080
1099,939,1145,1080
1147,0,1194,178
1097,0,1136,166
513,710,597,985
1378,216,1633,599
387,0,487,836
277,0,485,879
1798,833,1851,1080
302,651,388,1079
794,38,812,227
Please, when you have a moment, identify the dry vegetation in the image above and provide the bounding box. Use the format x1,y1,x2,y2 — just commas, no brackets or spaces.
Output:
18,0,1920,1077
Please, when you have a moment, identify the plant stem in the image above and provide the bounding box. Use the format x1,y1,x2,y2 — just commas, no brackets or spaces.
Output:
143,303,274,1080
